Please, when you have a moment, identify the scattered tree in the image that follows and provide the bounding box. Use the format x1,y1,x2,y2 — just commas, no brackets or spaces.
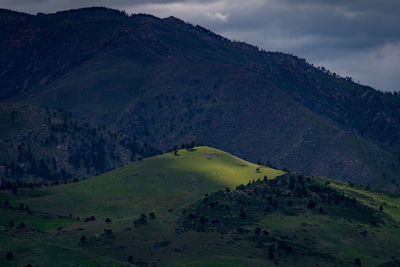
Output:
319,207,324,214
268,244,275,259
307,199,317,209
6,251,14,260
80,235,88,244
239,208,247,219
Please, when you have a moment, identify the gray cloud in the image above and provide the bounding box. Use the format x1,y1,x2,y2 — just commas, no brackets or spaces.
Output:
0,0,215,14
1,0,399,91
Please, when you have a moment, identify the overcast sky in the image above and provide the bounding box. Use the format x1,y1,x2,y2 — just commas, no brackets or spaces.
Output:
2,0,400,92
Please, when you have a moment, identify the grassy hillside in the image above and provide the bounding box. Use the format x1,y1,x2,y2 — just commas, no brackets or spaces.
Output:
1,147,283,219
0,147,283,266
180,174,400,266
0,147,399,266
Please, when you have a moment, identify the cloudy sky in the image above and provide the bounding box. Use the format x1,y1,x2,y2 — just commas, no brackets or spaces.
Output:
2,0,400,92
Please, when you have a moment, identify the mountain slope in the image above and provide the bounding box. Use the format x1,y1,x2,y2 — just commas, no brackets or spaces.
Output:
0,147,283,266
0,148,399,266
1,8,400,191
0,103,158,183
2,147,283,218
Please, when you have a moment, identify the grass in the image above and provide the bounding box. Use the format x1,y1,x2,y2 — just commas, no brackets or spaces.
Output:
0,147,399,266
0,147,283,220
0,230,128,267
0,147,284,266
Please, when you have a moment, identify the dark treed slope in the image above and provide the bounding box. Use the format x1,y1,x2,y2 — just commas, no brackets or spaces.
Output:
0,103,159,183
1,7,400,191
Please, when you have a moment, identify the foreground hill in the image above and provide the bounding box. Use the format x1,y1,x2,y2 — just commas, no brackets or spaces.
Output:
0,103,158,183
0,147,399,266
0,147,283,266
1,8,400,191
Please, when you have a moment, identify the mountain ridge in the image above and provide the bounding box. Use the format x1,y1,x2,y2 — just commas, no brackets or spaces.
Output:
1,7,400,191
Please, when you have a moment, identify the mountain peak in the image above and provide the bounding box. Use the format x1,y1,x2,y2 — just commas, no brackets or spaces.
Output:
54,6,126,15
1,8,400,192
164,15,185,23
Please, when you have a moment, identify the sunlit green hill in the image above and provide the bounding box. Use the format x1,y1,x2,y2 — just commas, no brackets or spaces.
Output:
0,147,282,266
4,147,282,219
0,148,399,266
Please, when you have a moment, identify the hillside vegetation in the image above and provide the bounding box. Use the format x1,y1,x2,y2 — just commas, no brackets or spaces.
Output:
0,148,399,266
0,103,158,183
1,8,400,191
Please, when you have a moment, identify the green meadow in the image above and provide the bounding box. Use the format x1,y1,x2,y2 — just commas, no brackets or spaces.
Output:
0,147,283,218
0,147,399,266
0,147,283,266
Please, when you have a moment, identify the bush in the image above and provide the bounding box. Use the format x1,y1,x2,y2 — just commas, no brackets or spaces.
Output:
6,251,14,260
307,199,317,209
80,235,88,244
268,244,274,259
138,213,147,224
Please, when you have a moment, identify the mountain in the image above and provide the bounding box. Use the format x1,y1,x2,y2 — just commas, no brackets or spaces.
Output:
0,102,159,184
0,147,399,266
1,7,400,192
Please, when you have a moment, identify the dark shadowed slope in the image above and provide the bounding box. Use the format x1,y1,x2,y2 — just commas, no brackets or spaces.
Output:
0,103,159,182
1,8,400,191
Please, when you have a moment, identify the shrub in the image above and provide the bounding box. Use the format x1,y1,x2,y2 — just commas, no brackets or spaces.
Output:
268,244,275,259
80,235,88,244
6,251,14,260
307,199,317,209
